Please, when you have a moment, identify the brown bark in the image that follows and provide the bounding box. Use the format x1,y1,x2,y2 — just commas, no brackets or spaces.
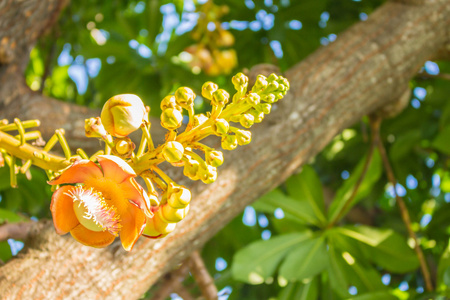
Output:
0,0,449,299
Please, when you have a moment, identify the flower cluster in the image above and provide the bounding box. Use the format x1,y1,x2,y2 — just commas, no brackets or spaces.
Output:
0,72,289,251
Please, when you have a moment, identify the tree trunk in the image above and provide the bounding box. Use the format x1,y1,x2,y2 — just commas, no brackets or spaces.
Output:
0,0,449,299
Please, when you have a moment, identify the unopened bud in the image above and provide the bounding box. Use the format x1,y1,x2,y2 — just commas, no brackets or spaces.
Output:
194,113,209,127
266,81,280,93
161,204,190,223
162,141,184,163
246,93,260,106
198,165,218,184
161,108,183,130
85,117,107,138
161,95,182,112
221,134,238,150
206,150,224,167
153,213,177,234
213,118,229,135
175,87,196,108
201,82,219,100
112,137,135,157
253,75,268,91
268,73,279,82
183,158,200,180
257,103,271,114
212,89,230,107
239,114,255,128
232,72,248,89
236,130,252,145
248,109,265,123
101,94,146,138
262,94,276,103
167,183,191,208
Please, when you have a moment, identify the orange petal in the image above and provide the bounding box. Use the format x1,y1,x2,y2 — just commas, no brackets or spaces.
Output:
50,185,80,234
48,160,102,185
97,155,136,184
70,224,115,248
119,204,146,251
120,178,152,217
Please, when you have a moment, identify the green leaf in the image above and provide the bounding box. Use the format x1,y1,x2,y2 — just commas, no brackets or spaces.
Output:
0,208,24,223
328,149,382,223
277,277,319,300
437,242,450,290
279,236,328,281
338,226,419,273
347,291,398,300
285,165,327,225
232,231,312,284
432,126,450,155
253,189,320,226
0,241,12,262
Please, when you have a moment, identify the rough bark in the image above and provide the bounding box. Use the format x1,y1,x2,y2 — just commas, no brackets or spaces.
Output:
0,0,449,299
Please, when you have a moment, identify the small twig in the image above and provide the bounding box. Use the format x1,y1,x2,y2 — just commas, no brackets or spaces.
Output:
327,130,376,228
0,222,36,241
369,114,434,292
151,262,191,300
188,250,218,300
417,72,450,81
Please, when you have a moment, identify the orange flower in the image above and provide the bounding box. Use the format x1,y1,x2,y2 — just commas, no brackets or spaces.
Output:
48,155,152,251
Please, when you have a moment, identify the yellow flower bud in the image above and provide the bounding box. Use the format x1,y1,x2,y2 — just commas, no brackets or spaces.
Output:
213,118,229,135
206,150,224,167
268,73,279,82
85,117,107,138
221,134,238,150
153,213,177,234
101,94,146,137
248,109,265,123
112,137,135,157
239,114,255,128
167,183,191,208
246,93,260,106
236,130,252,145
201,81,219,100
160,95,182,112
161,204,190,223
161,108,183,130
142,217,162,238
257,103,272,114
253,75,268,92
216,29,235,47
212,89,230,107
198,165,218,184
266,81,280,93
183,158,200,180
175,87,196,108
194,113,209,127
232,72,249,89
162,141,184,163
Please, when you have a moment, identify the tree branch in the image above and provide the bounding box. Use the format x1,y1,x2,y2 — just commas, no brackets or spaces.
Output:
0,222,37,241
188,251,218,300
0,0,449,298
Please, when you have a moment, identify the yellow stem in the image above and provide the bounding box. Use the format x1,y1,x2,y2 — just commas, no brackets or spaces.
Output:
0,120,40,132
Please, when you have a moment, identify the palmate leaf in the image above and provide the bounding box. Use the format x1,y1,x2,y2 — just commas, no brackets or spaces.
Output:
231,231,312,285
278,236,328,282
337,225,419,273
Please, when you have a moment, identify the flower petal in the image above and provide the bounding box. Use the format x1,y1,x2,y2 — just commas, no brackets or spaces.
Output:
48,160,103,185
120,178,153,218
70,224,115,248
97,155,136,184
50,185,80,234
119,204,146,251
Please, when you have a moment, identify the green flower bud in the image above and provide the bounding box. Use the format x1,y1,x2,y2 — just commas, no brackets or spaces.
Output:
221,134,238,150
161,95,182,112
167,183,191,208
162,141,184,163
112,137,135,157
253,75,268,91
257,103,272,114
201,81,218,100
183,158,200,180
212,89,230,107
206,150,224,167
161,204,190,223
266,81,280,93
232,72,248,89
239,113,255,128
101,94,146,138
161,108,183,130
213,118,229,135
248,109,265,123
198,165,218,184
175,87,196,108
85,117,107,138
268,73,279,82
262,94,276,103
246,93,260,106
236,130,252,145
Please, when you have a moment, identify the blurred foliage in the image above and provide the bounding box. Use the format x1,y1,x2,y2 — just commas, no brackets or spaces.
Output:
1,0,450,299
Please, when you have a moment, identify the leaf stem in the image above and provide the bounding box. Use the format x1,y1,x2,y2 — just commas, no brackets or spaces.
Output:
369,114,433,292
